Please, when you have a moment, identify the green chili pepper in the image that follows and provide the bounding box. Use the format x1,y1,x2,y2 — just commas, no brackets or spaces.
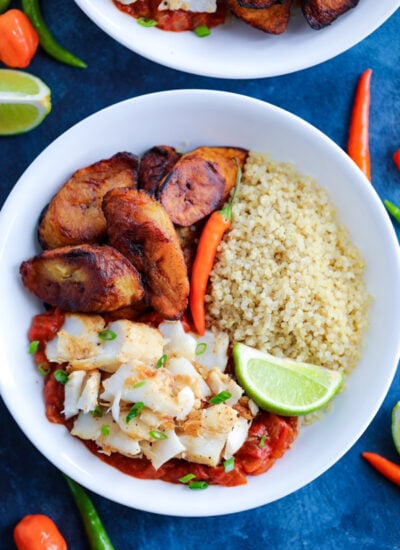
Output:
384,199,400,224
0,0,11,15
64,475,115,550
21,0,87,68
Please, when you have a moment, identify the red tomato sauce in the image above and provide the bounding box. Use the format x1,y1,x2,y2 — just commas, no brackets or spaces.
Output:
29,308,299,487
113,0,227,32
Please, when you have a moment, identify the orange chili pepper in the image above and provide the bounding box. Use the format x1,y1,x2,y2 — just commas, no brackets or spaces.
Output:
347,68,372,181
0,9,39,68
13,514,67,550
189,160,242,335
393,148,400,171
362,452,400,486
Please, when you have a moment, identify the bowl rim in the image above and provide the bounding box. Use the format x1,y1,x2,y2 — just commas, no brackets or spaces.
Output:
1,89,400,516
73,0,400,79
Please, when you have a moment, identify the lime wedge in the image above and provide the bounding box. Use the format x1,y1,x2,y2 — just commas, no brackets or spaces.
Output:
392,401,400,454
0,69,51,135
233,342,343,416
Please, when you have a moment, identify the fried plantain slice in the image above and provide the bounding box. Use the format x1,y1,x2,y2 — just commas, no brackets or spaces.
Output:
302,0,358,29
238,0,285,10
158,146,248,227
103,188,189,320
38,152,139,250
225,0,292,33
20,244,144,312
138,145,181,197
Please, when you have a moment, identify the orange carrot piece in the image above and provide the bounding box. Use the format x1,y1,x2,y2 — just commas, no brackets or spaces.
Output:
347,69,372,181
14,514,67,550
362,451,400,486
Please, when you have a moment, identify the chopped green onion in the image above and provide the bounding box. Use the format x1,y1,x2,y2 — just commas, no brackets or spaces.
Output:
37,362,51,376
28,340,39,354
98,329,117,341
195,342,207,356
188,481,208,490
126,402,144,423
133,380,146,389
259,434,267,449
54,369,69,385
90,405,103,418
156,354,167,369
101,424,110,436
194,25,210,38
223,457,235,473
209,391,232,405
137,17,158,27
149,430,168,440
179,473,196,484
384,199,400,223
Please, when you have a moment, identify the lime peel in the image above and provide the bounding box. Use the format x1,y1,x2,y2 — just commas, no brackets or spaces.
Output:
0,69,51,135
233,342,343,416
391,400,400,454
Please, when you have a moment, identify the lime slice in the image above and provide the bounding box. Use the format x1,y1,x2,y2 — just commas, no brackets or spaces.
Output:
233,342,343,416
0,69,51,135
391,401,400,454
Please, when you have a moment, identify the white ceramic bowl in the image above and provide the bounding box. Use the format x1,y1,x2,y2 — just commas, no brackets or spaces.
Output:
1,90,400,516
74,0,399,79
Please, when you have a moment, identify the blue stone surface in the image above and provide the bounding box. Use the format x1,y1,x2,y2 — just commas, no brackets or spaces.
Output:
1,3,400,549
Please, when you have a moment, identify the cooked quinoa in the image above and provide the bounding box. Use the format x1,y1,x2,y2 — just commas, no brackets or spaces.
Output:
206,152,371,374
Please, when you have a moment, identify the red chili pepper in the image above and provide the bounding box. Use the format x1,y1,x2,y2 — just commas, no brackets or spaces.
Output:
13,514,67,550
189,160,242,335
0,9,39,68
362,451,400,486
393,148,400,171
347,68,372,181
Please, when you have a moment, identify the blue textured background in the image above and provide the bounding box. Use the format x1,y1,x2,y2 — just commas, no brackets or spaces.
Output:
1,2,400,549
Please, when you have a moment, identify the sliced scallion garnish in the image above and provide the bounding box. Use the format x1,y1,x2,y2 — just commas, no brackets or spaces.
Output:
133,380,146,389
179,473,196,484
188,481,208,490
54,369,69,385
223,457,235,473
194,25,210,38
259,434,267,449
126,402,144,423
209,391,232,405
101,424,110,436
28,340,39,354
149,430,168,440
90,405,103,418
37,362,51,376
98,329,117,341
195,342,207,356
137,17,158,27
156,354,167,369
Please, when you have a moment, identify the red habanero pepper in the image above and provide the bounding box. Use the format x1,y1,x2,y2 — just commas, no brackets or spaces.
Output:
13,514,67,550
347,68,372,181
393,148,400,171
362,451,400,487
189,159,242,335
0,9,39,68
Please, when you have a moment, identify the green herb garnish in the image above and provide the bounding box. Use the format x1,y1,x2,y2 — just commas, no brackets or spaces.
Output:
194,25,210,37
195,343,207,356
126,402,145,423
54,369,68,385
149,430,168,440
209,391,232,405
28,340,39,354
137,17,158,27
98,329,117,341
